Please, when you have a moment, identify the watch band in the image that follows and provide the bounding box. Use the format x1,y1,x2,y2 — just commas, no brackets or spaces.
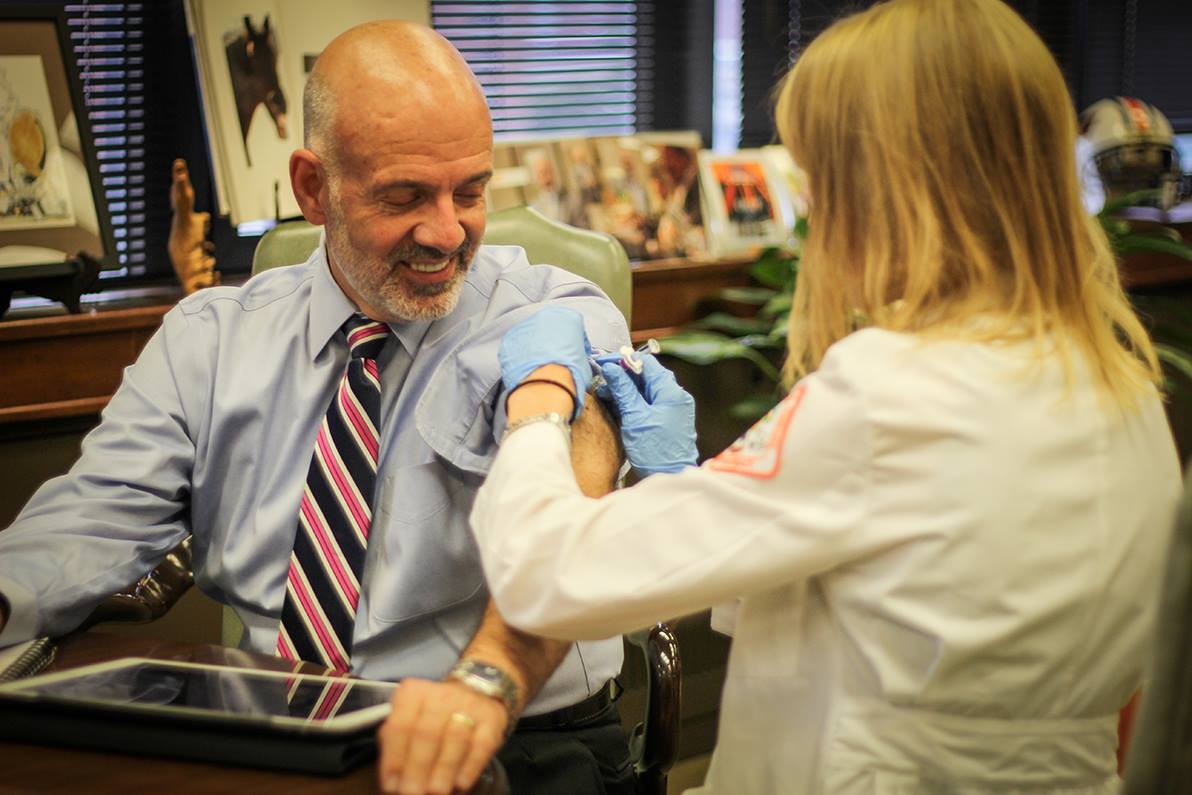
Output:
447,660,522,719
501,411,571,445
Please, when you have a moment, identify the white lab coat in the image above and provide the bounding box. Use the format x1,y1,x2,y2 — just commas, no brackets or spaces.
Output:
471,327,1183,794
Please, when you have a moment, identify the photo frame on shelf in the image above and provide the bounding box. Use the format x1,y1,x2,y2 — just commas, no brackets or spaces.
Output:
0,6,114,317
698,149,795,257
0,6,114,275
488,131,708,262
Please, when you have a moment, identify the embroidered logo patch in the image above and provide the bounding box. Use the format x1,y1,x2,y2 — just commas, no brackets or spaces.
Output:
707,385,805,479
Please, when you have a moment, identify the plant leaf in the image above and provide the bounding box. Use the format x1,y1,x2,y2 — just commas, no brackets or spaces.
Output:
688,312,773,336
1097,189,1162,216
657,332,782,382
793,216,809,242
729,394,780,421
1112,233,1192,260
717,286,778,305
750,251,795,289
736,333,785,350
1157,343,1192,383
759,292,793,319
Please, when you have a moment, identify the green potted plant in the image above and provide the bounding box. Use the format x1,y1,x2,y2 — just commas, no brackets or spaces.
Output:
657,220,804,423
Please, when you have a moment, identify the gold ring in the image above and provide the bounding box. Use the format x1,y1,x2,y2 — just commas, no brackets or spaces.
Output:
449,711,476,729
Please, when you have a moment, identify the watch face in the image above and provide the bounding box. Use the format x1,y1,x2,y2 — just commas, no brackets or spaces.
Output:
451,662,519,713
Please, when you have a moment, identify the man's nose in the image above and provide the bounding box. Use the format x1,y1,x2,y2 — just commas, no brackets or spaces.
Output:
413,195,466,254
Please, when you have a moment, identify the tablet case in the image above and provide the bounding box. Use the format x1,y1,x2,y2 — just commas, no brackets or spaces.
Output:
0,694,378,775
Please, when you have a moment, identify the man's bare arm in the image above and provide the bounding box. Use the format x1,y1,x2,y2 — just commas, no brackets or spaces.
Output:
376,394,622,795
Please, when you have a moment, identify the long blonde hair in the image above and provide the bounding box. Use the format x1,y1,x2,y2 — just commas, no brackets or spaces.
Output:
775,0,1161,405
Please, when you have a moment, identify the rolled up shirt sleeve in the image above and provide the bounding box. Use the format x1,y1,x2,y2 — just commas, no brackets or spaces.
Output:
0,307,203,644
469,351,876,641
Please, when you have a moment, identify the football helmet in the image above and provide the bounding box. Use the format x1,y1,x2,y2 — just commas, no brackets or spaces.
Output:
1080,97,1182,208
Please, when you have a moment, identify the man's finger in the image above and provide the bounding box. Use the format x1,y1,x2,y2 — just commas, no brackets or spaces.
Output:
425,712,477,794
377,685,423,793
396,706,452,794
454,720,505,792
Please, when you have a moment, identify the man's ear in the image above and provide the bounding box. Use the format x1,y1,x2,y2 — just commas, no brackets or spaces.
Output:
290,149,327,226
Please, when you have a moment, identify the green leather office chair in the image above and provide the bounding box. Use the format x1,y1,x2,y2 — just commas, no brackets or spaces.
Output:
250,206,633,324
250,219,322,276
1122,462,1192,794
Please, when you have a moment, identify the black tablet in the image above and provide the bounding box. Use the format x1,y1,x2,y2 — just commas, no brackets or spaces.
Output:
0,657,397,774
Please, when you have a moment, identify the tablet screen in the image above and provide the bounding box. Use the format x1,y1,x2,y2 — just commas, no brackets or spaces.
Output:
1,658,396,729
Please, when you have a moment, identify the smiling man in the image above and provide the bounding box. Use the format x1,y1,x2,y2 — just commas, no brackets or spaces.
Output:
0,21,633,795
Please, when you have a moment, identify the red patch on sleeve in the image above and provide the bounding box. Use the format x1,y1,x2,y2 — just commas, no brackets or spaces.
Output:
707,385,806,479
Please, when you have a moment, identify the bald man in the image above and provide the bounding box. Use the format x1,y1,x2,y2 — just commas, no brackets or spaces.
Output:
0,21,633,795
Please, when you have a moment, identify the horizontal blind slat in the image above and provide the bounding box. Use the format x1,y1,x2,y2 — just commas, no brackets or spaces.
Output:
433,0,650,138
67,1,155,277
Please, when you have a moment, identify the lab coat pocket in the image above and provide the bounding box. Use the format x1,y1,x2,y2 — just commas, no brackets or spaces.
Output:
367,461,485,624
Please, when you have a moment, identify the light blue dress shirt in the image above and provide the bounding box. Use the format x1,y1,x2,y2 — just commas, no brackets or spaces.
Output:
0,240,629,714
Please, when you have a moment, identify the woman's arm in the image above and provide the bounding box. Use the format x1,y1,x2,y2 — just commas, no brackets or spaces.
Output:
473,363,874,640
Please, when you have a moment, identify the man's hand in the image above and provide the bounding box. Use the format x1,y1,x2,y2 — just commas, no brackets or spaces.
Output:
168,158,220,295
377,678,508,794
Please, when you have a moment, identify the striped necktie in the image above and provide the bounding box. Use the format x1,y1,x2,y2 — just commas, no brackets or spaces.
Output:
277,315,389,672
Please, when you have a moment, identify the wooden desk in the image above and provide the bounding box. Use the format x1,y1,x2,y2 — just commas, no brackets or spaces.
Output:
1,632,506,794
0,258,755,426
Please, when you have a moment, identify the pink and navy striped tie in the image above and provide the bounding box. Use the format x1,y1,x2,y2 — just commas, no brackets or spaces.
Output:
277,315,389,672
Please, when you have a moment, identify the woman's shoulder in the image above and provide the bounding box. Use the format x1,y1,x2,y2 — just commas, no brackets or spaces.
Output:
817,327,927,385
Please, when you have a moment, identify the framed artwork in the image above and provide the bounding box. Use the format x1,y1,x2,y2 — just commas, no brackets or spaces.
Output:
186,0,428,226
0,6,113,271
698,150,794,257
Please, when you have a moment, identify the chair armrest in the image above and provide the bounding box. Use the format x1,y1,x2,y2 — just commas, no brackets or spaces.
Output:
626,621,681,794
79,536,195,629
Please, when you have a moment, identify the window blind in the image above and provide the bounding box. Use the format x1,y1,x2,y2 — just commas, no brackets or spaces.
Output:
431,1,654,138
65,2,151,279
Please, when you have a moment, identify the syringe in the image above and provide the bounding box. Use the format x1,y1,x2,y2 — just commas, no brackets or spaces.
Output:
591,338,661,375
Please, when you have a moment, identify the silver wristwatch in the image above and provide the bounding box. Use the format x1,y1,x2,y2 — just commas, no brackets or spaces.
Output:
447,660,522,718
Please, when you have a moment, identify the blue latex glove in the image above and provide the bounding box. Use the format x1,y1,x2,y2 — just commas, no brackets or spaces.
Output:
498,306,593,419
598,354,697,475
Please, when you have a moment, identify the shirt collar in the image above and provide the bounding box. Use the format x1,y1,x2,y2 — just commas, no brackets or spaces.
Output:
307,235,434,360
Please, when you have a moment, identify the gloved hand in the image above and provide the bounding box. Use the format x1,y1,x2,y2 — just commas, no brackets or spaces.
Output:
498,306,593,419
598,354,698,475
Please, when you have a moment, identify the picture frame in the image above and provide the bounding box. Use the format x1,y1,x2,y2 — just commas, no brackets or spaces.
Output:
186,0,428,226
0,5,114,275
489,132,708,261
698,149,795,257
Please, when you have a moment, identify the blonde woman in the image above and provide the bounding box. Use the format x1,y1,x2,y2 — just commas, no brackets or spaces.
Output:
468,0,1182,792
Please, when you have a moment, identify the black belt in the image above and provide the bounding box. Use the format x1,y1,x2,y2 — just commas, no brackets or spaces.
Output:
515,680,618,731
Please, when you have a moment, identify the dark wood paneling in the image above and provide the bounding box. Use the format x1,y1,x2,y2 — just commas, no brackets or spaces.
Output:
0,306,168,423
